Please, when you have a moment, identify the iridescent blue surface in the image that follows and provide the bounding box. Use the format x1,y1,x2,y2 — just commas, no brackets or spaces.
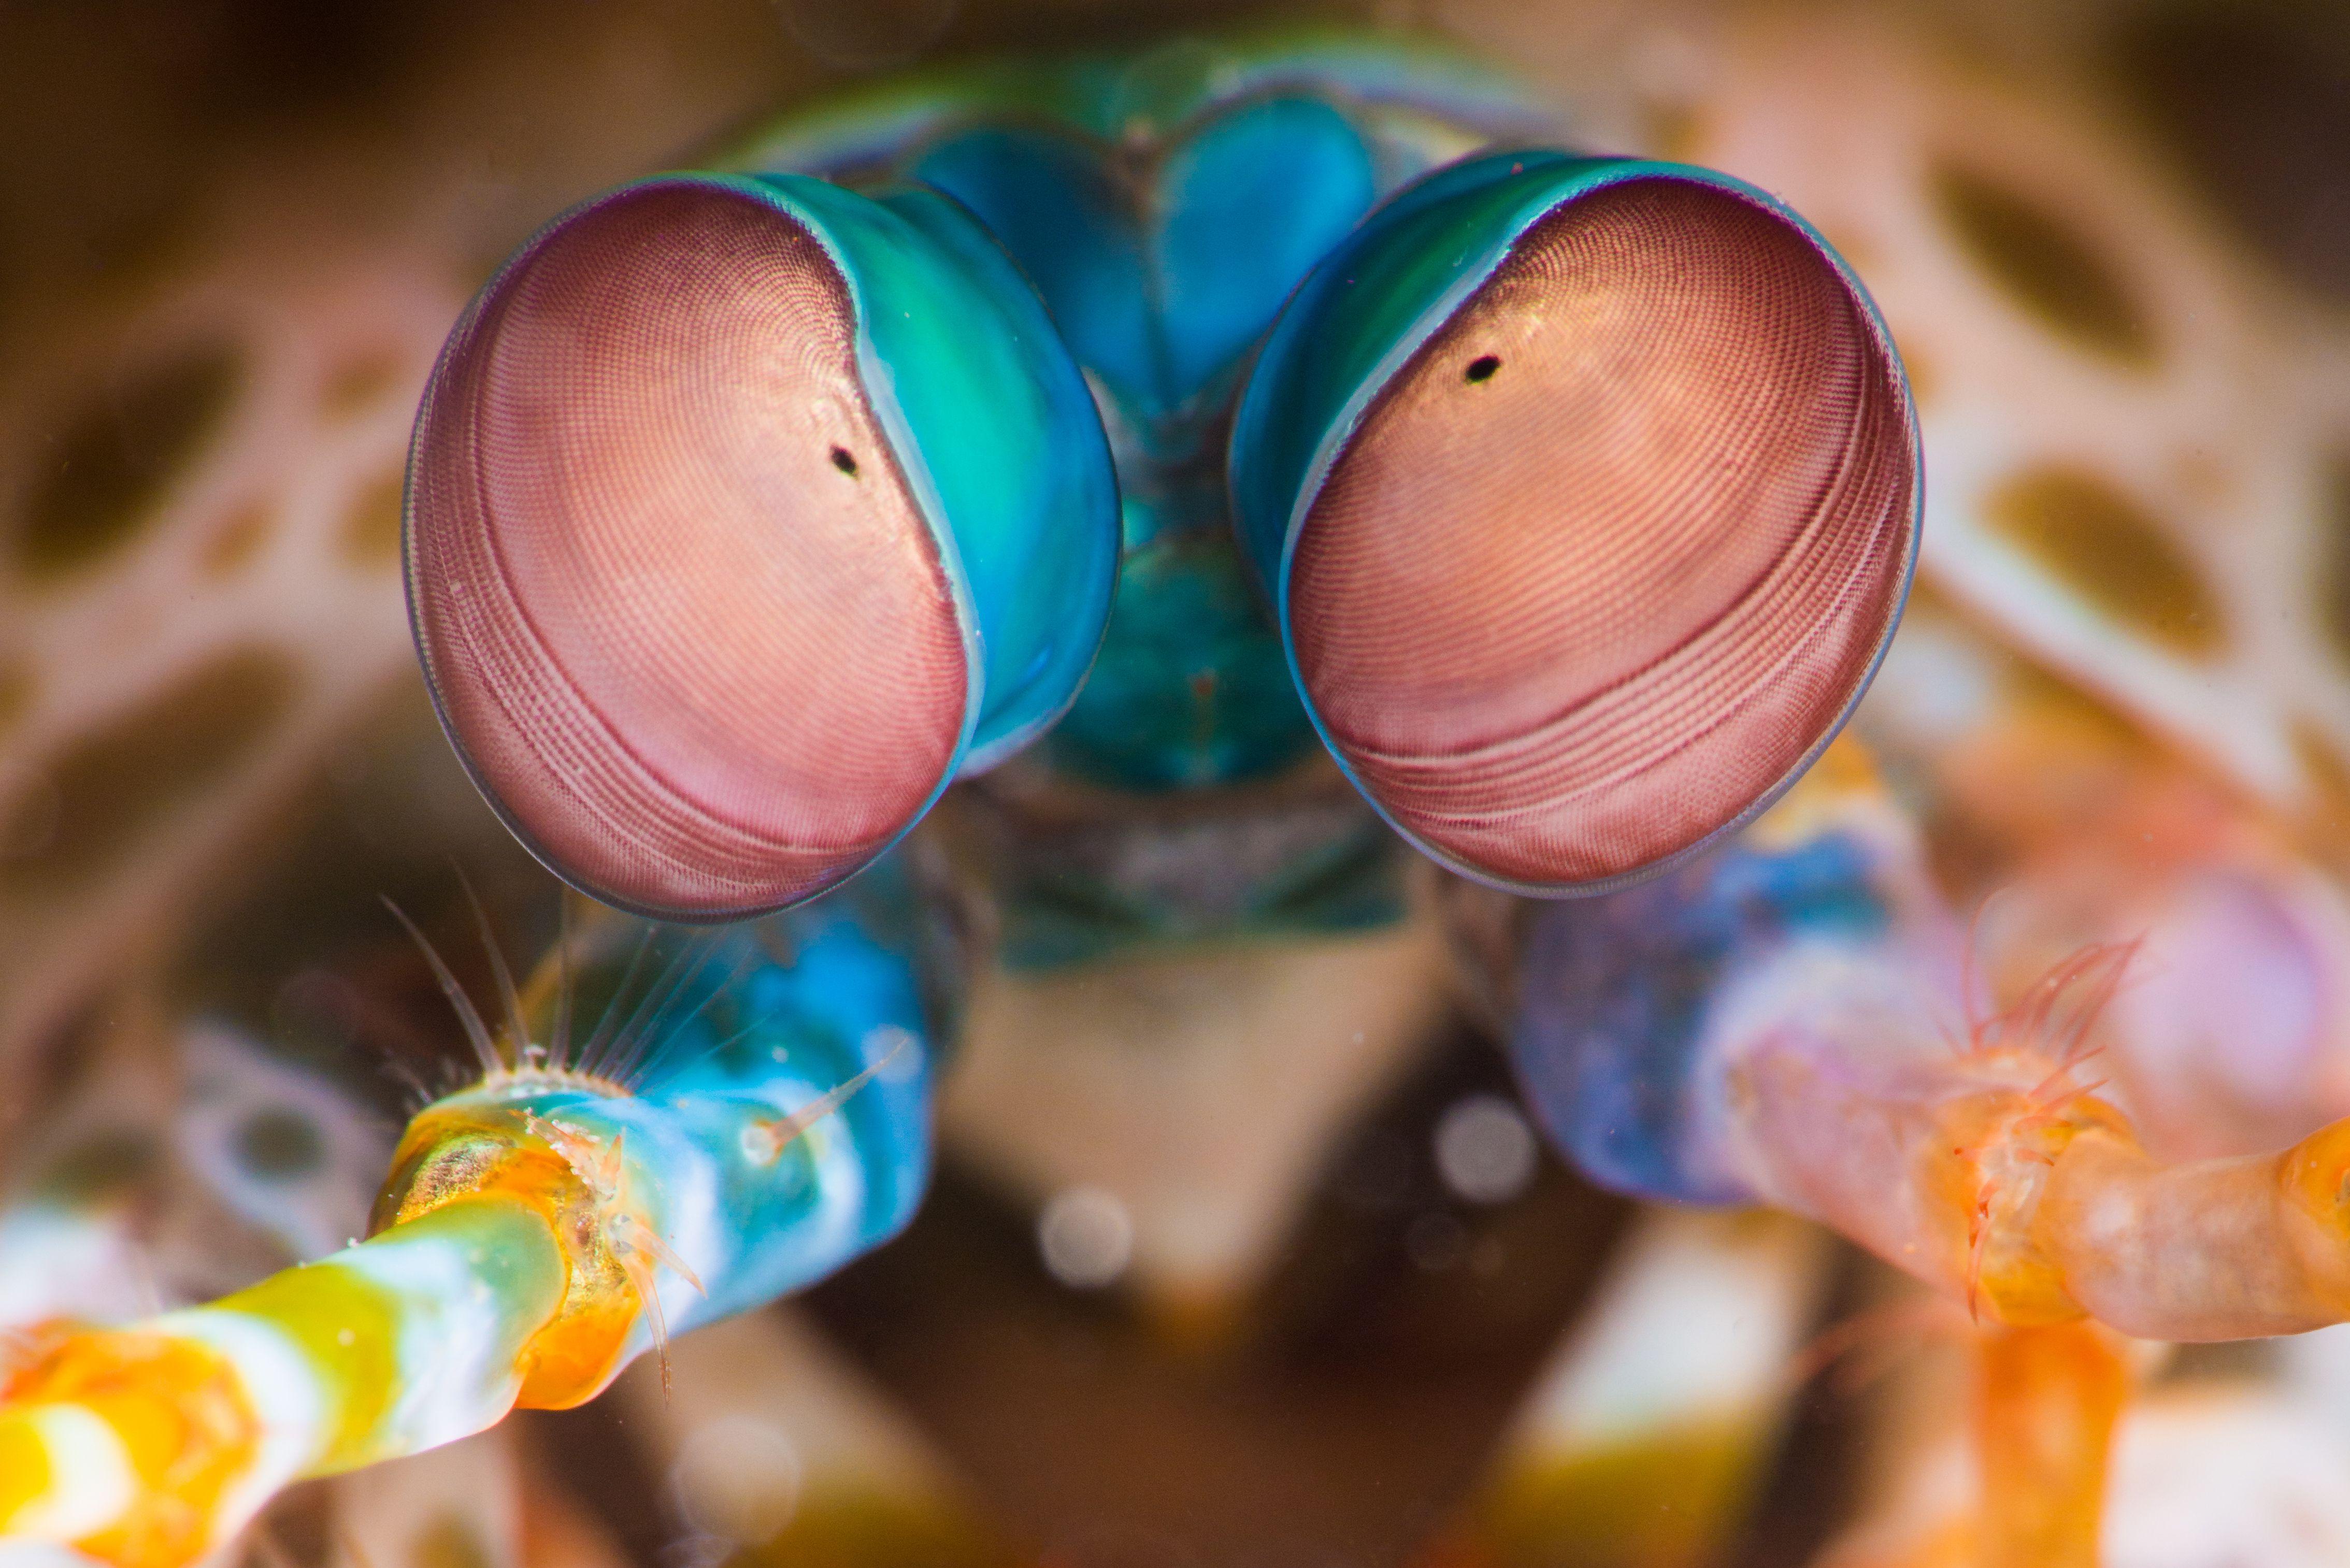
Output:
1509,831,1892,1205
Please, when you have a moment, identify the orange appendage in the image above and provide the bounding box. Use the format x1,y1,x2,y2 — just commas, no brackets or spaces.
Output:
1929,943,2143,1325
1926,1090,2128,1326
2284,1116,2350,1215
2279,1117,2350,1305
1,1326,261,1568
525,1113,704,1391
371,1100,670,1409
1974,1322,2130,1568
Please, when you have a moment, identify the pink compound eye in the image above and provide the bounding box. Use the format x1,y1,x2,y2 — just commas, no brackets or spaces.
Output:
407,181,971,920
1247,168,1918,893
406,172,1120,923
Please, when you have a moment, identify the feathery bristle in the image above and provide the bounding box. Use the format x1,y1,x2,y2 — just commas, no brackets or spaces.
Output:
382,896,500,1078
457,868,531,1066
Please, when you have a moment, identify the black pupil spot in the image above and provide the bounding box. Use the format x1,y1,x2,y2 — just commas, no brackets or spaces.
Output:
830,447,858,476
1465,355,1501,383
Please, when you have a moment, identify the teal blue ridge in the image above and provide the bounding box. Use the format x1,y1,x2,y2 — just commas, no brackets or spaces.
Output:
1155,97,1379,402
712,27,1549,182
749,172,1122,770
899,95,1375,788
908,97,1374,426
905,101,1384,789
1044,504,1321,789
990,809,1408,969
908,128,1160,415
1227,150,1920,890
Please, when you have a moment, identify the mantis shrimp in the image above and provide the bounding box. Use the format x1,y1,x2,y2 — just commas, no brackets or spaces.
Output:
2,24,2338,1568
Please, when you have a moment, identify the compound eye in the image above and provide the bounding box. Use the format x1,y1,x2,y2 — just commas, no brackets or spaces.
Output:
1238,164,1917,893
407,176,1114,920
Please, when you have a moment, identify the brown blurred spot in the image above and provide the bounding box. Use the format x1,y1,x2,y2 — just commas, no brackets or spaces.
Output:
1441,1418,1758,1568
1932,162,2157,367
1984,466,2223,653
340,469,405,569
779,0,959,70
2320,452,2350,664
322,347,412,419
36,1126,156,1204
2112,3,2350,303
0,656,35,738
1813,224,1878,277
17,342,242,580
202,500,273,578
1892,332,1935,407
234,1105,324,1177
1642,100,1707,162
410,1514,493,1568
2291,720,2350,862
0,645,297,894
741,1492,1019,1568
187,0,432,133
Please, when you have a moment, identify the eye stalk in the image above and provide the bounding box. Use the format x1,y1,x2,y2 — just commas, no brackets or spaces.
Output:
1230,151,1920,896
406,173,1117,922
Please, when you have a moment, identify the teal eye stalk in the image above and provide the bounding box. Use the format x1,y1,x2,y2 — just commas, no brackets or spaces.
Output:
406,172,1119,922
1230,151,1921,896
